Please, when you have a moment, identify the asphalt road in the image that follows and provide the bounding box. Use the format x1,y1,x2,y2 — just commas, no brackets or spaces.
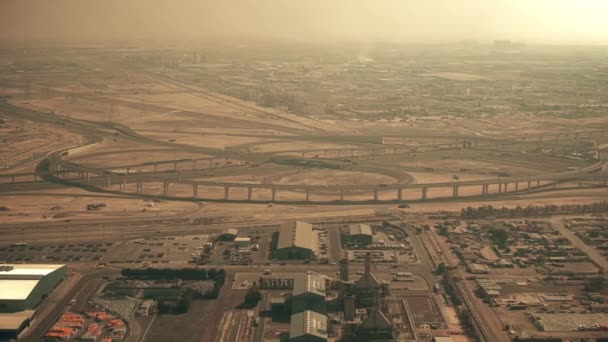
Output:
22,269,115,341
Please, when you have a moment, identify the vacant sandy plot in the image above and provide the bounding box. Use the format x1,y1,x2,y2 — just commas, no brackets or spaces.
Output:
0,187,199,224
0,117,85,173
246,140,361,153
268,169,396,186
420,72,490,81
139,131,274,150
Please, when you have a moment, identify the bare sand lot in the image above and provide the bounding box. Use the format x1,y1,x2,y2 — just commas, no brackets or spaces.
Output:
0,188,200,224
267,169,396,186
0,116,85,173
138,131,275,150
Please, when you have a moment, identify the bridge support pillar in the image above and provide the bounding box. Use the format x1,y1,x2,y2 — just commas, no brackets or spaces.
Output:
126,167,130,174
515,182,519,191
163,182,169,196
422,187,427,200
193,184,198,198
397,188,403,201
224,186,229,200
527,181,532,191
373,190,379,201
247,187,252,200
340,189,344,201
121,176,127,191
154,164,158,173
481,184,488,195
301,152,306,158
137,180,143,193
453,185,459,198
305,189,310,202
536,180,541,187
271,188,276,202
504,183,508,192
173,162,178,171
106,176,112,188
498,183,503,193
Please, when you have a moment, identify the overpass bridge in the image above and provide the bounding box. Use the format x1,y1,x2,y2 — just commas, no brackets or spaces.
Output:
0,100,606,204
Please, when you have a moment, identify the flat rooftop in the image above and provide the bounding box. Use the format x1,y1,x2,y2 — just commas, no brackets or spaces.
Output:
0,280,39,301
0,310,35,331
0,264,65,279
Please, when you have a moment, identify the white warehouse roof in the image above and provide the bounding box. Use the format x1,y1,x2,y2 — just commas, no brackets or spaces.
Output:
0,280,39,301
0,264,66,301
0,264,64,279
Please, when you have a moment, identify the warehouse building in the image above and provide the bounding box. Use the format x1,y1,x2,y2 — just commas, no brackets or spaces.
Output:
0,264,67,312
0,264,67,339
292,272,327,314
346,224,373,246
276,221,316,260
289,310,328,342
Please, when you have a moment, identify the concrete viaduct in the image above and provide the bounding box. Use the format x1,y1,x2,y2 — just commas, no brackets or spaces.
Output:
2,153,604,204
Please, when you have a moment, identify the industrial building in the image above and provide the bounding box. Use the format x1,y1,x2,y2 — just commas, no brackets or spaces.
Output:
292,272,327,314
276,221,316,260
217,228,238,241
0,264,67,339
346,224,373,246
234,237,252,249
0,264,67,312
289,310,328,342
354,254,382,307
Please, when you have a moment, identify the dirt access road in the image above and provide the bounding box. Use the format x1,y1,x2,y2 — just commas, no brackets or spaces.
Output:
550,216,608,272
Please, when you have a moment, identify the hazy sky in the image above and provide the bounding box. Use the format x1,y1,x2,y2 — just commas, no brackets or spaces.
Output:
1,0,607,44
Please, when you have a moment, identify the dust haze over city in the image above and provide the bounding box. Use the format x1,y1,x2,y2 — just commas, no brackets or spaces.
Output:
1,1,608,342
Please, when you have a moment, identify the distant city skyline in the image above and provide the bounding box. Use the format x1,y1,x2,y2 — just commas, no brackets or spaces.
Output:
1,0,608,44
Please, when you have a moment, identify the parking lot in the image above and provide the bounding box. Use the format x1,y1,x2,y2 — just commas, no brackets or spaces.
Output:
0,242,113,263
107,234,210,266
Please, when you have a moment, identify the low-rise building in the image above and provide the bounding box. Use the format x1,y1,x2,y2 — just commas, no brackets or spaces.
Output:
289,310,328,342
234,237,252,249
292,272,326,314
276,221,316,260
0,264,66,340
346,224,373,246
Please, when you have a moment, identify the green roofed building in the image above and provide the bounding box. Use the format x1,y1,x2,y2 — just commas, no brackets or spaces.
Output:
289,310,328,342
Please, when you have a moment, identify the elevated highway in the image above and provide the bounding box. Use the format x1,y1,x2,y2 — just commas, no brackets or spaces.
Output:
1,100,606,204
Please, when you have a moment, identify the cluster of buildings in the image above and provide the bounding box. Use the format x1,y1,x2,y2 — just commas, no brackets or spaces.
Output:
215,227,259,265
437,220,592,274
44,311,126,341
263,254,399,341
565,217,608,262
0,263,66,340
